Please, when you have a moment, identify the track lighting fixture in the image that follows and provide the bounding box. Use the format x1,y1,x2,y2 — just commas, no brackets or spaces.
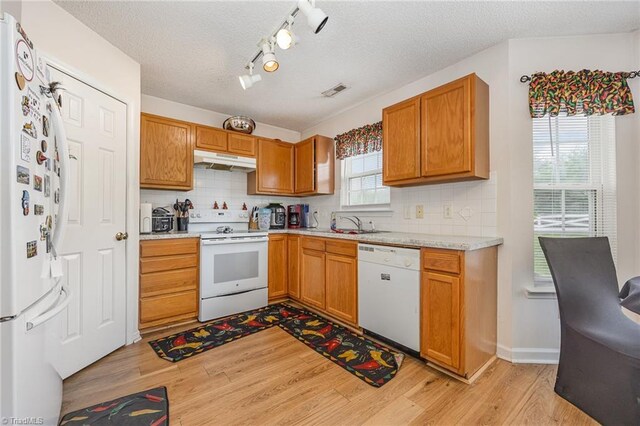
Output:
297,0,328,34
238,63,262,90
276,16,298,50
239,1,328,89
261,39,279,72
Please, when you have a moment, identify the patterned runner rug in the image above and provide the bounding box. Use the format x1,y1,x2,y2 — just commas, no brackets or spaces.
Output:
149,303,404,387
59,386,168,425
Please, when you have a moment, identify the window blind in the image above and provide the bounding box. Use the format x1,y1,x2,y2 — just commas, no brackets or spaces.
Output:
533,114,616,282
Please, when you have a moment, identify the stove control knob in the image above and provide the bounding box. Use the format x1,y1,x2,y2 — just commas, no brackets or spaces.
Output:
404,259,412,267
190,213,195,218
384,257,391,262
196,213,201,218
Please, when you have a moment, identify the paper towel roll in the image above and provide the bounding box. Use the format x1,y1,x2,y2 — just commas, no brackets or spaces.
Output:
140,203,152,234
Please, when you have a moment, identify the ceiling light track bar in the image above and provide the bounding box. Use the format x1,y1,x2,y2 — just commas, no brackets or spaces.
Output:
245,6,300,70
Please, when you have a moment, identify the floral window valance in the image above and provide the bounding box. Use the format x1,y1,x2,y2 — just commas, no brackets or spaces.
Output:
529,70,635,118
334,121,382,160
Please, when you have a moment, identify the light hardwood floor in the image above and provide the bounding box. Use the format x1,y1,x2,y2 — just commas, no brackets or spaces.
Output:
62,324,595,425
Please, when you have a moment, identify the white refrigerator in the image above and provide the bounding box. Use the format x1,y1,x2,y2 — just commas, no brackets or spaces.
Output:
0,13,70,425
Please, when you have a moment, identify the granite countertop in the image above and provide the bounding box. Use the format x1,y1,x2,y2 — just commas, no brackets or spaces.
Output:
269,228,502,251
139,231,201,241
139,228,502,250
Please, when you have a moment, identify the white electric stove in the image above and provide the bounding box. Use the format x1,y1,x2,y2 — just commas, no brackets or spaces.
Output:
189,209,268,321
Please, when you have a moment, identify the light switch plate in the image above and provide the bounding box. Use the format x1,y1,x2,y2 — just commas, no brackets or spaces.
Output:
443,203,452,219
416,205,424,219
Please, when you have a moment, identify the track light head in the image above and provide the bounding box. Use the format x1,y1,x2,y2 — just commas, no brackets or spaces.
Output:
239,63,262,90
261,39,279,72
297,0,328,34
276,16,299,50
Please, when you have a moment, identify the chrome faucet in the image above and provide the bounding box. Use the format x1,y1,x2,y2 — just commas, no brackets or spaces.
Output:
341,216,362,232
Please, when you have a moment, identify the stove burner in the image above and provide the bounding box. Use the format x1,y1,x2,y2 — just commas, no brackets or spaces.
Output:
216,226,233,234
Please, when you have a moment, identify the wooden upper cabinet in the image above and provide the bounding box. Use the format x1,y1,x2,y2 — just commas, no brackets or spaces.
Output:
195,125,228,152
227,132,256,157
421,76,471,177
140,113,193,190
295,138,315,193
248,138,295,194
383,73,489,186
383,97,422,184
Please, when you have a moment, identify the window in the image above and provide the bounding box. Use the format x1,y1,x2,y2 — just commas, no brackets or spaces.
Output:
341,151,390,207
533,113,616,283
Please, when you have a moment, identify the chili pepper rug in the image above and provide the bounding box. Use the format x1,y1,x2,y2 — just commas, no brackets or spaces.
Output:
58,386,168,425
149,303,404,387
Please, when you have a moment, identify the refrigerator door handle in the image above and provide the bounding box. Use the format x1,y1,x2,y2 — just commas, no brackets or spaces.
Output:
26,286,70,331
48,97,70,257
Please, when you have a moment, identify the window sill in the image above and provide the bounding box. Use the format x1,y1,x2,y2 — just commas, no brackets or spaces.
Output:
525,285,557,299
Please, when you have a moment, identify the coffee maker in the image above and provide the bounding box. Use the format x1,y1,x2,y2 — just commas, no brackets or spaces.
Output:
267,203,286,229
287,205,301,228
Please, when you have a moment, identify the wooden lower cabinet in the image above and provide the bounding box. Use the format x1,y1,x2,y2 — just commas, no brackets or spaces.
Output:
325,253,358,324
300,248,326,309
297,237,358,326
420,246,497,378
268,234,288,300
287,235,300,300
139,238,199,330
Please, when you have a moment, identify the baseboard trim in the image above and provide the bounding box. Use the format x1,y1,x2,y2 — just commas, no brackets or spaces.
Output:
497,344,559,364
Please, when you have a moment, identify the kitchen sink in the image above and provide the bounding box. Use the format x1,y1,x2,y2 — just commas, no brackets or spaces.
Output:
332,228,384,235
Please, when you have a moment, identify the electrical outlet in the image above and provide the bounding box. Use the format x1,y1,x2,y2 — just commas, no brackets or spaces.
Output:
416,205,424,219
443,203,452,219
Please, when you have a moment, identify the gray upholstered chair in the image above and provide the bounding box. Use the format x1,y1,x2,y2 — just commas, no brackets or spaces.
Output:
539,237,640,425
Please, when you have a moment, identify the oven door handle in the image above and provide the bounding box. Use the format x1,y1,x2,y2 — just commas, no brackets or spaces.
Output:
201,237,269,246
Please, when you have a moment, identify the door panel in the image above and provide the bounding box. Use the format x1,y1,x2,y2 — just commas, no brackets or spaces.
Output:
287,236,300,299
49,67,127,379
140,114,193,190
268,235,288,299
325,254,357,325
195,125,228,152
421,271,461,372
257,139,294,193
294,138,315,193
227,133,256,157
300,249,325,309
382,97,421,183
421,78,471,177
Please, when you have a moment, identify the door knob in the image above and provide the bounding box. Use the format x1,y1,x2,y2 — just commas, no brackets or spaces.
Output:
115,232,128,241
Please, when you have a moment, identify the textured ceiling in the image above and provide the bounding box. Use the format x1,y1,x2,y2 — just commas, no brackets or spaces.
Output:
55,1,640,131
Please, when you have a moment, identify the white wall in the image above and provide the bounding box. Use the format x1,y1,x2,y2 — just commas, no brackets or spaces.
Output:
14,0,142,344
301,33,640,363
140,95,301,210
142,95,300,141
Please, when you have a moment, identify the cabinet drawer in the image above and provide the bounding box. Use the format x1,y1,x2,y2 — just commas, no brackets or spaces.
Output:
301,237,325,252
140,268,198,298
140,254,198,274
140,290,197,324
422,249,461,274
325,240,357,257
140,238,199,258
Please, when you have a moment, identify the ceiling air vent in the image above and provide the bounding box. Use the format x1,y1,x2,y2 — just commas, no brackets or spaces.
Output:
322,83,348,98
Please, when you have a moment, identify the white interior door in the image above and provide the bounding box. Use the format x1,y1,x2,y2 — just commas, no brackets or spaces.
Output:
48,66,127,379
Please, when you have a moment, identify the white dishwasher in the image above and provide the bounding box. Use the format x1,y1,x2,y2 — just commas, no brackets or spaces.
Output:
358,244,421,353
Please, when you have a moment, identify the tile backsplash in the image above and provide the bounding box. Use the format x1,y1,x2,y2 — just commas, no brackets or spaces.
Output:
140,167,497,237
307,171,498,237
140,166,300,211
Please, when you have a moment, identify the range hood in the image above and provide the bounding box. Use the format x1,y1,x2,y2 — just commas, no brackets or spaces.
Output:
194,149,256,172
